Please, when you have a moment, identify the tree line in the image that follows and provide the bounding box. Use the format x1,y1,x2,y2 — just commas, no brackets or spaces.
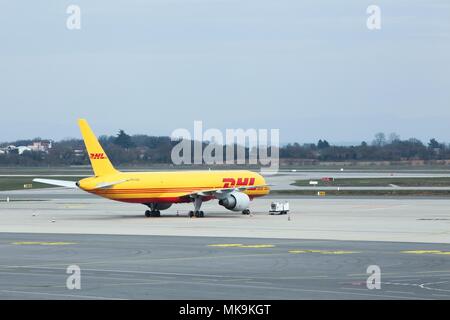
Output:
1,131,449,166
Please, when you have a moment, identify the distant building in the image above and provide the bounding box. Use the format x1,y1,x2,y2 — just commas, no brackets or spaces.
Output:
73,149,85,157
3,145,32,155
29,140,52,152
17,146,32,155
6,145,18,154
0,140,53,155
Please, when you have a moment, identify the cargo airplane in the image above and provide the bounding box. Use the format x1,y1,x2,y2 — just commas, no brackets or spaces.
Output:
34,119,270,217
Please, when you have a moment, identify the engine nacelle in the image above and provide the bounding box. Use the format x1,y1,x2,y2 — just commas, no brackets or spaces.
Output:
218,192,250,211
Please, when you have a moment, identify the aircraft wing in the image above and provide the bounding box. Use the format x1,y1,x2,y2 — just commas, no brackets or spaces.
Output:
183,184,270,198
33,178,78,189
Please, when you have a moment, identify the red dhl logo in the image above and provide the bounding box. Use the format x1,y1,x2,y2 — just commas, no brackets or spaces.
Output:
90,153,106,160
222,177,255,188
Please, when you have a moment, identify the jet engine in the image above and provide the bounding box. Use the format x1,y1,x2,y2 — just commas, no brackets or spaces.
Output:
218,192,250,211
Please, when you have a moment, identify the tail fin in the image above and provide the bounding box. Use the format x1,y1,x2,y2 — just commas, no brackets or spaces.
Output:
78,119,118,176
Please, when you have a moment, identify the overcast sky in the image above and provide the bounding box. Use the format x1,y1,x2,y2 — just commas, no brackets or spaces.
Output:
0,1,449,144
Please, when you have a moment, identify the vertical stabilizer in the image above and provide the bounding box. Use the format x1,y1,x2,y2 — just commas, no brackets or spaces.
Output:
78,119,118,176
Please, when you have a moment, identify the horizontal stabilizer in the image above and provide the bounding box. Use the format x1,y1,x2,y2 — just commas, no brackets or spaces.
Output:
95,179,134,189
33,178,78,189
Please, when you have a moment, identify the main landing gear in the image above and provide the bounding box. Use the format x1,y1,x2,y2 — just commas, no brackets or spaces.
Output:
145,210,160,217
144,203,161,217
189,210,204,218
189,196,205,218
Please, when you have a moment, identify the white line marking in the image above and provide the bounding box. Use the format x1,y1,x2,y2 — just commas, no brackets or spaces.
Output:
0,290,124,300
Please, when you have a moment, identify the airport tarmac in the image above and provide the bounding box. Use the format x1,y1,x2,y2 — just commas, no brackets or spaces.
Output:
0,233,450,299
0,188,450,299
266,171,450,190
0,191,449,243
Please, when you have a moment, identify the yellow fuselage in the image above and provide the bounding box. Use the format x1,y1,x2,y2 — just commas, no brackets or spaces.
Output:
78,170,269,204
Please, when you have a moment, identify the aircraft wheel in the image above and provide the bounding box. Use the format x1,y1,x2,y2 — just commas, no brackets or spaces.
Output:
151,210,161,217
189,211,194,218
242,209,250,215
194,211,204,217
146,210,160,217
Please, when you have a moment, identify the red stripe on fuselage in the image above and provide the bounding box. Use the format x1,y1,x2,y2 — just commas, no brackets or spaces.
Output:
116,196,213,204
91,186,269,195
92,186,217,194
95,193,264,204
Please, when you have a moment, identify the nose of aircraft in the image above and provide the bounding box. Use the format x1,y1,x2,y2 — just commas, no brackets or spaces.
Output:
256,172,271,195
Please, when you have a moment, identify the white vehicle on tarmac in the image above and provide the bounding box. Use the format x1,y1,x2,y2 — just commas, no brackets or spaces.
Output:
269,201,289,215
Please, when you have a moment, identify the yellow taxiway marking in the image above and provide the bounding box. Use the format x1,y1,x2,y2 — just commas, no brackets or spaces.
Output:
239,245,275,248
12,242,77,246
208,244,244,247
288,249,359,255
401,250,450,256
208,244,275,249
